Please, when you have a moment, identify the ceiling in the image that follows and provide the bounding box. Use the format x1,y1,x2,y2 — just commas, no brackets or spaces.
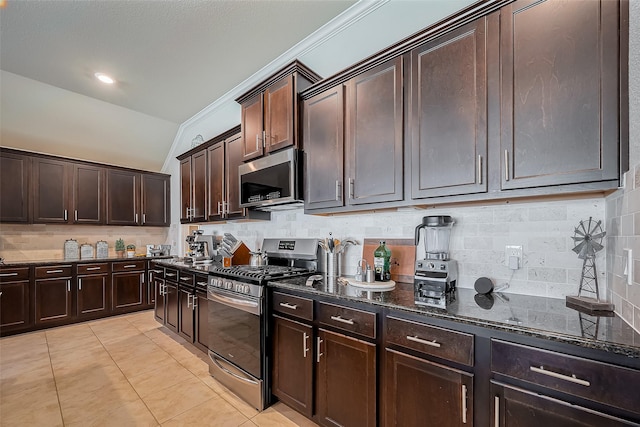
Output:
0,0,477,172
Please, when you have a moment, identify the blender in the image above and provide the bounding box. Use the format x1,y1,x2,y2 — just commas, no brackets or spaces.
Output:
414,215,458,308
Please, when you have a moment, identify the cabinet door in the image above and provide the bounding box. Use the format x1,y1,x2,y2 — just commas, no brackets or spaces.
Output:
106,169,139,225
33,157,70,223
316,329,376,427
191,150,207,222
35,278,73,325
112,271,144,313
0,151,30,223
0,279,30,333
178,287,195,342
225,133,245,218
141,173,170,226
411,18,488,199
384,348,473,427
303,85,345,210
241,93,264,161
77,274,110,319
500,0,619,189
165,282,179,333
73,164,104,224
272,316,314,418
492,381,636,427
180,157,192,222
194,290,209,353
346,57,404,206
154,278,166,323
265,74,295,154
207,142,225,221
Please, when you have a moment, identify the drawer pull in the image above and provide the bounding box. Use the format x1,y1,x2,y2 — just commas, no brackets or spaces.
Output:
330,315,354,325
303,332,309,358
180,277,191,282
123,264,137,269
406,335,441,348
462,384,467,424
197,281,208,286
166,273,176,277
0,272,18,277
86,267,101,271
279,302,298,310
152,269,163,274
530,365,590,387
46,269,64,274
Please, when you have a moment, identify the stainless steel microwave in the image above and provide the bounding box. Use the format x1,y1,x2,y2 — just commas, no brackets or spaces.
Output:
238,148,302,210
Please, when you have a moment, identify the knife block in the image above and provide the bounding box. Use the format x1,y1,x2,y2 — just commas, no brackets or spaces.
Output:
231,242,251,266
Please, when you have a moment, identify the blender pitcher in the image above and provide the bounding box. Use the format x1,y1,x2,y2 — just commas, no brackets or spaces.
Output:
414,215,454,260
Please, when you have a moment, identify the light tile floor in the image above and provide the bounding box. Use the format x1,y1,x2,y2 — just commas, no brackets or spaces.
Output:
0,311,318,427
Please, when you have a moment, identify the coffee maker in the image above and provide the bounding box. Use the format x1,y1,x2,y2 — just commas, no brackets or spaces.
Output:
186,230,219,264
414,215,458,309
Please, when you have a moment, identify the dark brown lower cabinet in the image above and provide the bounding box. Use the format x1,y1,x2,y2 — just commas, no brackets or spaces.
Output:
194,288,209,353
112,270,144,313
77,273,110,319
164,281,179,333
154,277,166,323
35,277,73,326
491,381,636,427
316,328,376,427
0,267,31,334
384,348,473,427
178,286,195,341
272,315,314,418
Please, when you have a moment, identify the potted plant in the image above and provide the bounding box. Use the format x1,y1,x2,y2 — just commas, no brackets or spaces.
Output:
115,239,125,258
126,244,136,258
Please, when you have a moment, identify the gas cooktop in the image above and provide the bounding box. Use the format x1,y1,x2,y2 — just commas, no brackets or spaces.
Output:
209,264,312,281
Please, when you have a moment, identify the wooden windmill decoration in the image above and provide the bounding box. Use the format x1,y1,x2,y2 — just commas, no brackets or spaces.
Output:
566,217,614,312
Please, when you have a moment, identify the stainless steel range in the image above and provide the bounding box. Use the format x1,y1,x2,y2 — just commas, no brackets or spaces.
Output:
207,238,318,411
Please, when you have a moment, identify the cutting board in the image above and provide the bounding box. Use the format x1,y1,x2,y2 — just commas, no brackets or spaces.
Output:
363,239,416,284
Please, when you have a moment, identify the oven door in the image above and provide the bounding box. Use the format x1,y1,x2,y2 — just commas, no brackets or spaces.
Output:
207,287,262,379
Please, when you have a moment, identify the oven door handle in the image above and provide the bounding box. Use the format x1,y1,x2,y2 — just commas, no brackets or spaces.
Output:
208,291,261,315
209,353,259,385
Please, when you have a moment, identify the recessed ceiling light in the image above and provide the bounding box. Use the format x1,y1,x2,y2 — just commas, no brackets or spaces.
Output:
94,72,115,85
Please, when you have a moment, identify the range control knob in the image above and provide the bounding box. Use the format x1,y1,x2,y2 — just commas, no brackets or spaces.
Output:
427,262,435,270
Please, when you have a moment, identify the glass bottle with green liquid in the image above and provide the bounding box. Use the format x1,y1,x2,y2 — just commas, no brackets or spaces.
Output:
373,241,391,281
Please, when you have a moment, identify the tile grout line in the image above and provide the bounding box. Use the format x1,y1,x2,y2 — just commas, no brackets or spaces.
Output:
43,331,67,427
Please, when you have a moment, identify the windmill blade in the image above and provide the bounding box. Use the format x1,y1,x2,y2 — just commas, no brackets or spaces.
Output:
578,243,593,259
590,231,606,241
574,227,586,238
579,220,588,236
572,239,587,255
591,219,602,233
587,217,593,235
590,241,604,252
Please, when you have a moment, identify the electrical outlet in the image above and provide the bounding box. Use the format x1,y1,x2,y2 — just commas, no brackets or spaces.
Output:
505,245,523,270
624,248,633,285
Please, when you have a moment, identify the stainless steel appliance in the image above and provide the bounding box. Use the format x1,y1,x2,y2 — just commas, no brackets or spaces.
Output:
414,215,458,309
207,238,319,411
186,230,219,264
238,148,302,210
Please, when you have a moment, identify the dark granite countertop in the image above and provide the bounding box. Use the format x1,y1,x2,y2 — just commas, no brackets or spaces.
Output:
0,255,173,267
269,275,640,359
149,257,221,273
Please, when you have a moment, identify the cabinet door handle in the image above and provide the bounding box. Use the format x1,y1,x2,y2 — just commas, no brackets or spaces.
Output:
217,201,222,215
462,384,467,424
504,149,510,181
124,264,137,269
192,296,198,309
0,272,18,277
530,365,590,387
330,315,354,325
478,155,483,185
46,269,64,274
256,133,261,149
86,267,101,271
79,281,82,291
142,214,146,224
160,283,165,296
406,335,441,348
187,293,192,308
303,332,309,358
279,302,297,310
74,210,78,221
135,213,139,223
316,336,323,363
67,280,71,292
64,209,68,221
262,130,267,149
335,180,342,201
222,200,228,216
348,178,354,199
494,396,500,427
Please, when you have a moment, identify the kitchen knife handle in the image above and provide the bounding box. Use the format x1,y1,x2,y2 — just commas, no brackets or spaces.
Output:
504,149,510,181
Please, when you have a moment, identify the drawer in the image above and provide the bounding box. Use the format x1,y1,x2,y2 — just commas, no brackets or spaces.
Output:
194,274,209,290
35,265,72,279
148,264,165,279
0,267,30,283
272,292,313,321
491,339,640,416
77,263,109,275
164,267,179,281
386,316,474,366
112,260,145,272
318,301,376,339
178,271,194,286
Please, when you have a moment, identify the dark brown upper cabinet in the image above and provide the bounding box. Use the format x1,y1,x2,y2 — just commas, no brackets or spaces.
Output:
107,169,169,226
499,0,620,190
207,131,246,221
32,157,70,223
345,56,404,206
410,17,489,199
180,150,207,223
236,61,321,162
303,85,345,210
73,164,105,224
0,150,30,223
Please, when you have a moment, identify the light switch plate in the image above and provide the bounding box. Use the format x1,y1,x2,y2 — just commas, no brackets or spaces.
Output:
624,248,633,285
505,245,523,270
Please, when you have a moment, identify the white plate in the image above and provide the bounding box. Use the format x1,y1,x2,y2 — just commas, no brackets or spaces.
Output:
344,278,396,290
